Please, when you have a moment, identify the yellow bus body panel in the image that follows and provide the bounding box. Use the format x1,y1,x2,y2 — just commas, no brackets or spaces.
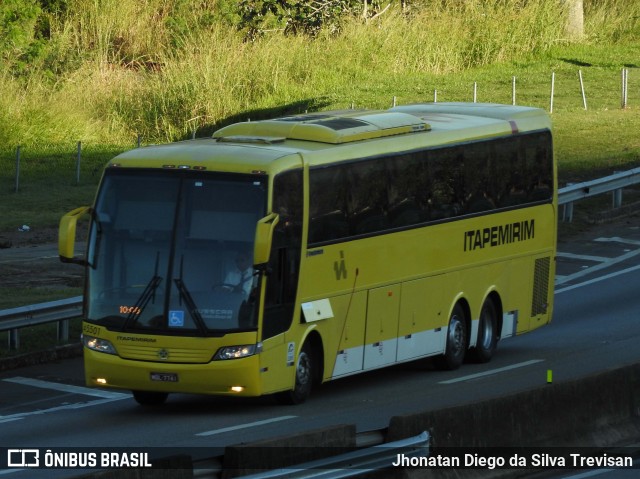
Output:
297,203,555,379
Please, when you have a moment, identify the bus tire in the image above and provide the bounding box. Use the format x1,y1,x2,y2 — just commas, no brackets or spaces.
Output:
277,342,314,405
436,303,467,370
132,391,169,406
471,299,498,363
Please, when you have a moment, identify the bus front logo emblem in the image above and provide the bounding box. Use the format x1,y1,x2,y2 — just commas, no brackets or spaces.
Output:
334,251,347,280
158,349,169,360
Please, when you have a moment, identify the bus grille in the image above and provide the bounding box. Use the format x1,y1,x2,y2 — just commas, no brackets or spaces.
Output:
531,257,550,316
118,345,212,363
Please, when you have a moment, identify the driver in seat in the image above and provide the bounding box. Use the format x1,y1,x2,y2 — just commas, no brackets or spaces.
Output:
221,252,254,297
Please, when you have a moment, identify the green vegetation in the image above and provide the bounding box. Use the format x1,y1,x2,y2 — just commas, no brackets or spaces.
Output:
1,1,638,138
1,0,639,358
1,0,639,229
0,287,81,311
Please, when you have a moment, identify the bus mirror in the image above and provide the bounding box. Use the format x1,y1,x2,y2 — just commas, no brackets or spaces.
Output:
59,206,91,264
254,213,280,269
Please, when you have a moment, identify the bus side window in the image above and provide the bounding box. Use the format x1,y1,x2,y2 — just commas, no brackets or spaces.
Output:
429,148,463,219
526,133,553,202
387,153,425,228
345,159,389,235
388,198,422,228
309,166,349,244
496,137,527,208
463,142,496,214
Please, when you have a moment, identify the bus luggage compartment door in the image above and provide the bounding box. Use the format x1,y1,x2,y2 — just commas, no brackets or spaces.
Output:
363,285,400,370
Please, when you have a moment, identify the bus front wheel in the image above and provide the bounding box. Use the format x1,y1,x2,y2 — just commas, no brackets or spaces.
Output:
436,304,467,370
132,390,169,406
471,299,498,363
277,342,314,405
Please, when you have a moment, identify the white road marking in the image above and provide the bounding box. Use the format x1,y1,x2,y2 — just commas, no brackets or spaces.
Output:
595,236,640,246
438,359,544,385
556,263,640,294
556,251,610,263
3,377,128,399
196,415,297,437
0,397,127,424
0,377,129,424
555,247,640,285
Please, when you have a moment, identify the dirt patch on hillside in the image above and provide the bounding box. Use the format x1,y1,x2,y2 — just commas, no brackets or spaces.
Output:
0,226,59,249
0,226,85,298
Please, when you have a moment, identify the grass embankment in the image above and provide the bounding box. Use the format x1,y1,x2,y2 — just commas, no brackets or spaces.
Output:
0,0,639,356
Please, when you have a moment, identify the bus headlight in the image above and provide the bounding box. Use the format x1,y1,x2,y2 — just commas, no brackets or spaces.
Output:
83,335,117,355
214,343,262,360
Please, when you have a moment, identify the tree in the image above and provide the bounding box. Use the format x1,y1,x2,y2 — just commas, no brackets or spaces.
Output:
237,0,386,38
0,0,43,73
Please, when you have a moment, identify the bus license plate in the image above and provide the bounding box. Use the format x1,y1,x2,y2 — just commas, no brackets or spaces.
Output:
150,372,178,382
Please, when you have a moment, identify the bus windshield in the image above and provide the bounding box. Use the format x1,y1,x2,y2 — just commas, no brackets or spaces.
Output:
85,168,267,336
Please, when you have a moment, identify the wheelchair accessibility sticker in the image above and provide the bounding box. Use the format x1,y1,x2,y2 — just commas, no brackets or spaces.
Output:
169,311,185,327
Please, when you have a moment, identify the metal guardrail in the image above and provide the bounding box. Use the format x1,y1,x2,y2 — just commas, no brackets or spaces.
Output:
2,168,640,349
0,295,82,349
231,431,430,479
557,166,640,222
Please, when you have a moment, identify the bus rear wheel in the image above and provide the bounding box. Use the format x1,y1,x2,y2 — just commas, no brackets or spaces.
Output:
471,299,498,363
132,391,168,406
277,342,314,405
436,303,467,370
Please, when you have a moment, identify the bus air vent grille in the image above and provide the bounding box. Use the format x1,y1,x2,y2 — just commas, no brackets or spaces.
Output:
531,256,550,316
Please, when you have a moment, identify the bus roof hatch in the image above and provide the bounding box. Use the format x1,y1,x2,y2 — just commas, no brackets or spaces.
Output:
214,111,431,144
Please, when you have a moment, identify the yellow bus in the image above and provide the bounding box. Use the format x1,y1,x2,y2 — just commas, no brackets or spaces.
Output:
59,102,556,405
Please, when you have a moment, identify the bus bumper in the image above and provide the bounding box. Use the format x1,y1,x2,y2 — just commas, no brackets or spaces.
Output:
83,348,263,397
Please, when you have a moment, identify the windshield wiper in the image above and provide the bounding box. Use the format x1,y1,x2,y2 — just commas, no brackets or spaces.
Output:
122,252,163,330
174,255,207,336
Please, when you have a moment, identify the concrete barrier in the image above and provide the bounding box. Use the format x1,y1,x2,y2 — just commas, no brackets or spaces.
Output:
221,424,357,478
387,362,640,448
